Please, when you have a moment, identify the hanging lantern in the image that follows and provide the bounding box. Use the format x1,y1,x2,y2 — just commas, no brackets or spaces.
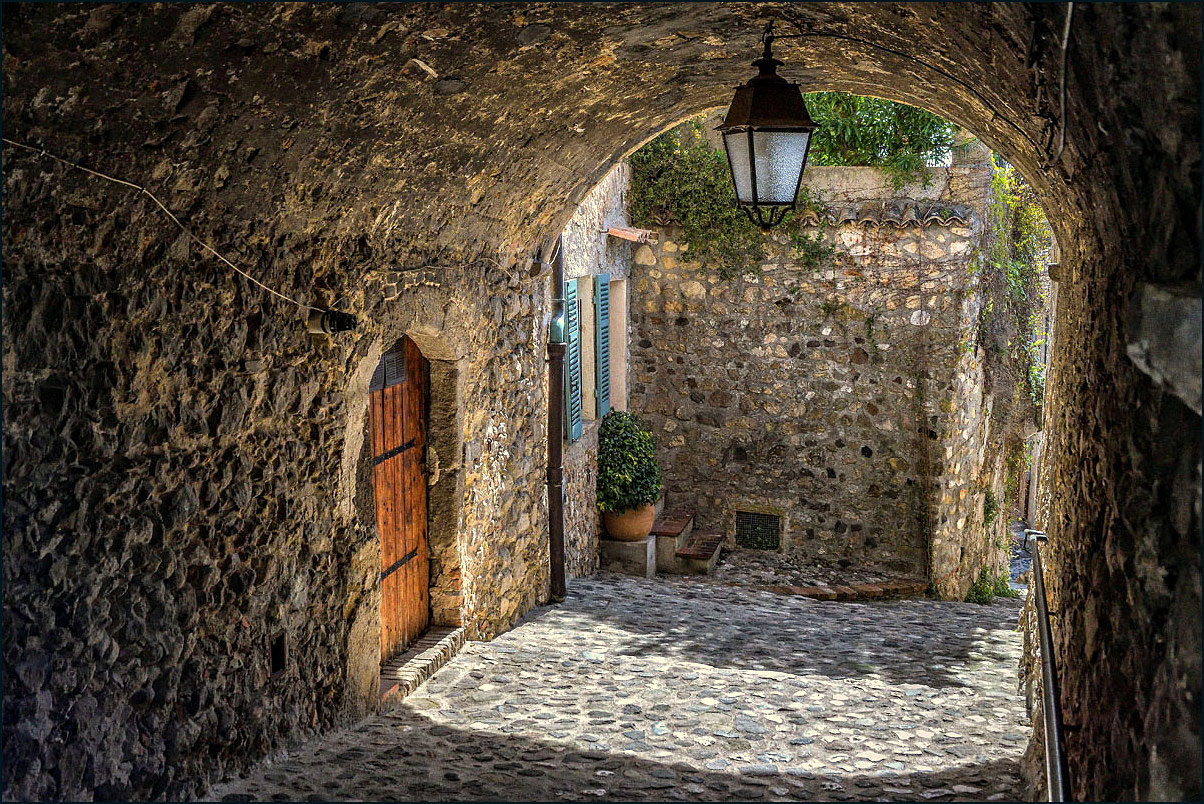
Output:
718,29,818,229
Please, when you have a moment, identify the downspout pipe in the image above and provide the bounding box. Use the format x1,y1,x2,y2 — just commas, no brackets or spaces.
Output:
546,236,568,602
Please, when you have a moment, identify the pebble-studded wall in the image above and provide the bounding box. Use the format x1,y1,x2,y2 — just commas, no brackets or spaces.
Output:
628,161,1007,592
558,164,635,579
2,3,1197,801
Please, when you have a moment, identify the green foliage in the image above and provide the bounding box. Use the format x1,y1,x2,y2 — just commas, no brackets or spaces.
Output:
980,154,1052,409
983,488,999,529
596,410,663,514
628,93,956,276
628,120,765,270
804,92,957,191
965,566,1019,603
864,312,878,341
993,573,1021,599
628,119,836,279
965,567,995,604
784,213,837,274
818,299,842,320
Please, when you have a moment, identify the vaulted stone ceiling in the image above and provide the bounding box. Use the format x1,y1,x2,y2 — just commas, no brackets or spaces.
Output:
3,3,1197,278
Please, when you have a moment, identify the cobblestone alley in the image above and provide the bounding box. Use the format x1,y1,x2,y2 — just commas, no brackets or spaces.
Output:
211,575,1027,801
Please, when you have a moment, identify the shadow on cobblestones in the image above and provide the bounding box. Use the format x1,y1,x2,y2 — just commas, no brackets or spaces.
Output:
210,575,1028,802
213,710,1024,802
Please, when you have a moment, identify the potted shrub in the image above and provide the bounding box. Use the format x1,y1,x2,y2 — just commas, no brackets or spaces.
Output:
596,410,663,541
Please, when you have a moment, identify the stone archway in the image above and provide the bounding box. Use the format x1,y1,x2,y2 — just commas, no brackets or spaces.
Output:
1,4,1197,800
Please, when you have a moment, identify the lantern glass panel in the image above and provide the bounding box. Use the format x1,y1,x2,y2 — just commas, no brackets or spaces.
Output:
722,131,754,203
752,130,810,205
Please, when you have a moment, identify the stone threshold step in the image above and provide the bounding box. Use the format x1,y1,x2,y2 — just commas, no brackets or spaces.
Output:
380,625,467,704
749,579,928,601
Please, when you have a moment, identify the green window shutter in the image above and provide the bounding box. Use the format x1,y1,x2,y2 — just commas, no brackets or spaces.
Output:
594,274,611,417
564,279,583,442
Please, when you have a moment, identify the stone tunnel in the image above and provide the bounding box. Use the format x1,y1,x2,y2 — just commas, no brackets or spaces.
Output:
2,2,1199,801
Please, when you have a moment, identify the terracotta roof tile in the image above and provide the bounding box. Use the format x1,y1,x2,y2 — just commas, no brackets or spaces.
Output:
797,200,976,228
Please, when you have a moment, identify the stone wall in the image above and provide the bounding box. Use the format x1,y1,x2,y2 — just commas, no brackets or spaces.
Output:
559,164,634,576
1,175,557,801
628,162,1007,587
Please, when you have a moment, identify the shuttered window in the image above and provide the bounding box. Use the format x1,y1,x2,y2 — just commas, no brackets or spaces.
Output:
369,350,406,391
594,274,611,417
564,279,583,442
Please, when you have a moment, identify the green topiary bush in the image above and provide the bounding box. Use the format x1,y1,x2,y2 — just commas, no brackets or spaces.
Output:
596,410,663,514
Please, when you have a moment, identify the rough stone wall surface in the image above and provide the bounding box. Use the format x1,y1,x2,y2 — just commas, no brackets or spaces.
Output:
926,339,1000,598
562,424,601,580
1,3,1198,801
628,165,998,582
921,152,1011,600
559,163,633,576
1023,7,1202,799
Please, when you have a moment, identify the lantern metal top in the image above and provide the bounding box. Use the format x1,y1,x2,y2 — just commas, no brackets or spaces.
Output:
717,35,817,134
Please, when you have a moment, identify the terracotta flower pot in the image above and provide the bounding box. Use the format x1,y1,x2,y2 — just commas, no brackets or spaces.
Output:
603,504,657,542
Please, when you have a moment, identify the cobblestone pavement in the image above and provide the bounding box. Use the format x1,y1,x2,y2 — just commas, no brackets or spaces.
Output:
710,549,913,589
210,574,1029,802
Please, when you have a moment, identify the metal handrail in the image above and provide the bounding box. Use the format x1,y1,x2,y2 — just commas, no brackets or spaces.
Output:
1024,529,1072,801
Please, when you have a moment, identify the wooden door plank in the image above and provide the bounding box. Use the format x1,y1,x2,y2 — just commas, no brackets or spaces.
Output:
385,386,400,657
399,377,413,650
415,451,429,635
395,385,408,652
404,447,417,644
383,386,396,657
371,389,391,655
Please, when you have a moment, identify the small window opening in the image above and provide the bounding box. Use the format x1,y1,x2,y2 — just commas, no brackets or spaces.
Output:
735,511,782,550
270,631,287,677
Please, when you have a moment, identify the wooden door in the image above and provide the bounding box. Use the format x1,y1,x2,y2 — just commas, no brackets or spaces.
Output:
369,338,429,661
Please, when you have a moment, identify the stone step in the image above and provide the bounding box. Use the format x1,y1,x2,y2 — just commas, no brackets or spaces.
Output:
651,511,694,539
380,625,468,704
652,510,694,571
599,534,656,578
675,530,724,575
752,579,929,601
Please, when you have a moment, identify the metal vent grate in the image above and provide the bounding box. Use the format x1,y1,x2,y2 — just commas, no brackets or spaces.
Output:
735,511,781,550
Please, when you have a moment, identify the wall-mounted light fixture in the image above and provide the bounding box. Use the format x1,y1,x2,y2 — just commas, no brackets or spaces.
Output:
718,21,818,230
549,297,567,344
306,308,358,336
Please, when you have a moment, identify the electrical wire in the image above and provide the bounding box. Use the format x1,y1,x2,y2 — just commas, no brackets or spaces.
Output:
2,137,325,312
1051,3,1075,167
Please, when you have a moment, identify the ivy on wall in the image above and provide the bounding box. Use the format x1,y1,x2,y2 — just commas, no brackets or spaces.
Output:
628,120,767,269
977,153,1052,411
972,154,1052,579
627,119,830,278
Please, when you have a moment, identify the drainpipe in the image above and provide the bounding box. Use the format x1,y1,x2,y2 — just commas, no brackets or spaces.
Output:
546,236,568,602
